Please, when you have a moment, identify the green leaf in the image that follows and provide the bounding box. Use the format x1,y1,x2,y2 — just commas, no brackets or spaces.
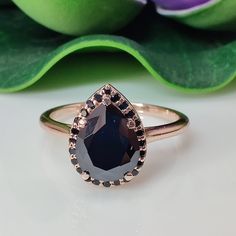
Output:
0,7,236,93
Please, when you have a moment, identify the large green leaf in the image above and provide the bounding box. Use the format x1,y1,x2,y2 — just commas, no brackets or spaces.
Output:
0,6,236,93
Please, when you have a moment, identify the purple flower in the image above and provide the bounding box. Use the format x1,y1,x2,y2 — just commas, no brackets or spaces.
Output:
152,0,211,10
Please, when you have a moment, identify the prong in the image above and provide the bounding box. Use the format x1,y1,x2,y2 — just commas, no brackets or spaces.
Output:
127,119,135,129
124,172,134,182
81,171,90,181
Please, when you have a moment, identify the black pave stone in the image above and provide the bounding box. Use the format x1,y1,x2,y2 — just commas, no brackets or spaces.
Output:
71,158,78,165
94,93,102,102
119,101,129,110
132,169,139,176
75,103,140,182
140,150,146,157
86,100,95,109
111,94,121,103
69,148,76,155
71,128,79,135
136,130,144,137
76,167,83,174
135,119,141,127
139,140,146,146
125,110,135,118
92,179,100,185
103,88,111,95
113,180,121,186
103,181,111,187
69,138,76,144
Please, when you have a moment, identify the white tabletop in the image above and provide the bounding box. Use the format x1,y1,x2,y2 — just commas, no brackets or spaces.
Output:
1,53,235,236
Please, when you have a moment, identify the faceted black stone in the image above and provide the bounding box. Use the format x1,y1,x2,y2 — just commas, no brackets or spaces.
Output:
136,130,144,137
140,150,146,157
111,94,121,103
76,167,83,174
86,100,95,109
119,101,129,110
71,158,78,165
94,93,102,102
71,128,79,135
69,148,76,155
80,108,88,117
103,181,111,187
132,169,139,176
113,180,120,186
135,119,141,127
139,140,146,146
103,88,111,95
125,110,135,118
75,103,140,181
69,138,76,144
92,179,100,185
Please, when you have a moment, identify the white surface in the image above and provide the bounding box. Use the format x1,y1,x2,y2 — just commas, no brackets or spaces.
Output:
0,54,236,236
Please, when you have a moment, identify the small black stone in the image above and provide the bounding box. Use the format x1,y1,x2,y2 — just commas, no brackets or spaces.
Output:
135,119,141,127
73,117,79,124
113,180,120,186
111,93,121,102
94,93,102,102
71,158,78,165
92,179,100,185
103,181,111,187
71,128,79,135
136,130,144,137
69,148,76,155
132,169,139,176
140,150,146,157
125,110,135,118
76,167,83,174
69,138,76,144
80,108,88,117
103,88,111,95
86,100,95,109
139,140,146,146
119,101,129,110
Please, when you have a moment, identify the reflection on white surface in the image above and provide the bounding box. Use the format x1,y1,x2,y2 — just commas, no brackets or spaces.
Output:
0,55,236,236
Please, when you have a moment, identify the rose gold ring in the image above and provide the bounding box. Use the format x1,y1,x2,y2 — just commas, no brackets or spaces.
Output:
40,84,189,187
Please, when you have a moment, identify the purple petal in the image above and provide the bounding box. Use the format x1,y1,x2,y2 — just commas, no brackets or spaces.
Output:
152,0,211,10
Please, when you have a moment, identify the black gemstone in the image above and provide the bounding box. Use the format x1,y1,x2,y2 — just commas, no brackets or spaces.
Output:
137,161,144,167
76,167,83,174
75,103,140,182
139,140,146,146
132,169,139,176
135,119,141,127
103,181,111,187
69,138,76,144
80,108,88,117
73,117,79,124
92,179,100,185
71,128,79,135
103,88,111,95
71,158,78,165
111,94,121,102
69,148,76,155
119,101,129,110
86,100,95,109
140,150,146,157
125,110,135,118
113,180,121,186
94,93,102,102
136,130,144,137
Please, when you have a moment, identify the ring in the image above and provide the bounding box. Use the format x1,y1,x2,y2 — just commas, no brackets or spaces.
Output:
40,84,189,187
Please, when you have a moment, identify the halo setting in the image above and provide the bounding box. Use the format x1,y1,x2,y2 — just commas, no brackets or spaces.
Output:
69,85,147,187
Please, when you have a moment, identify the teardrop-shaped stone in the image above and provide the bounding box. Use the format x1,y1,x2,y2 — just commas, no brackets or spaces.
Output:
75,103,140,182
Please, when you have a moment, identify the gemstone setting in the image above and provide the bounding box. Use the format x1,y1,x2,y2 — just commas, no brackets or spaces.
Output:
69,85,147,186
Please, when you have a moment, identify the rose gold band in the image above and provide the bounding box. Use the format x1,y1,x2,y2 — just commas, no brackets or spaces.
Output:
40,102,189,143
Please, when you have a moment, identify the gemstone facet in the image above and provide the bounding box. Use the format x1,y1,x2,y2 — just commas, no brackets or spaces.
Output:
75,103,140,181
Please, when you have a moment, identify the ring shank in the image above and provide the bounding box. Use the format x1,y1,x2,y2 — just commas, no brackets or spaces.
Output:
40,103,189,143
